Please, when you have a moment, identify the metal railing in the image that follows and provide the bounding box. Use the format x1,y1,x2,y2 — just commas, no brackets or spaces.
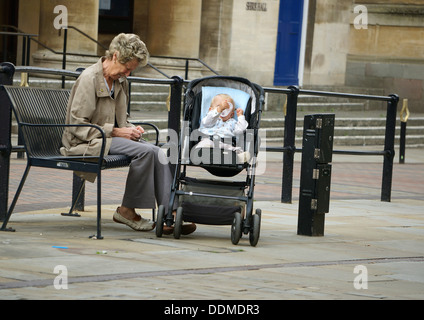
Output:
262,85,399,203
0,25,219,82
61,27,220,79
0,26,172,84
0,64,183,221
151,55,219,80
0,26,36,66
1,64,401,221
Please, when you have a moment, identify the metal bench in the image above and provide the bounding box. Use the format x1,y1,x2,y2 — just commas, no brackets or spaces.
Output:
0,85,159,239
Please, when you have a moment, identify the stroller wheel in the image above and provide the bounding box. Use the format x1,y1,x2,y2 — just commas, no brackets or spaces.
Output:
173,207,183,239
156,205,165,237
249,209,261,247
231,212,242,245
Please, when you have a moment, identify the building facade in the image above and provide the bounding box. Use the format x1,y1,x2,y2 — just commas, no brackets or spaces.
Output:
1,0,423,111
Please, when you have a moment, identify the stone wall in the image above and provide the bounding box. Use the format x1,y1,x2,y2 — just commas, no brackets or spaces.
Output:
199,0,280,86
27,0,100,71
347,1,424,112
14,0,424,113
303,0,351,86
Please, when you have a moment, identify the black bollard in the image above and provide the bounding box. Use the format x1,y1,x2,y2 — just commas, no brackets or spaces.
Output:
297,114,334,236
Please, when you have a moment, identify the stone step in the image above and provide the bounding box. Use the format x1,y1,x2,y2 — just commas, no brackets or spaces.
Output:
131,91,169,102
130,82,170,93
130,101,168,112
261,125,424,138
15,77,171,92
133,114,424,146
135,118,424,147
264,135,424,147
130,99,386,114
297,102,367,112
15,77,389,114
259,117,424,128
10,117,423,147
11,77,423,146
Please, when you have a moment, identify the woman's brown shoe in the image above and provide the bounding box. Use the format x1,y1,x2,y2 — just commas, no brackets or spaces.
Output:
162,223,196,235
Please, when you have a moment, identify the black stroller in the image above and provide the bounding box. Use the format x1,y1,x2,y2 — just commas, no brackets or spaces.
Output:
156,76,264,246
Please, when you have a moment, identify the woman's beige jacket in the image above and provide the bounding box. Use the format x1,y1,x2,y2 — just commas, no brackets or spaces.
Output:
60,58,134,181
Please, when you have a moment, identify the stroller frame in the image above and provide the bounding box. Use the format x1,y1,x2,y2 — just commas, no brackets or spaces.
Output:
156,76,264,246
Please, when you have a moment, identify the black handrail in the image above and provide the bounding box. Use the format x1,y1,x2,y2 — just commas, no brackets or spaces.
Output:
67,26,108,50
262,85,399,203
13,65,176,86
0,26,173,80
0,30,36,67
61,26,218,80
151,55,220,79
1,26,218,81
2,65,400,208
64,26,175,79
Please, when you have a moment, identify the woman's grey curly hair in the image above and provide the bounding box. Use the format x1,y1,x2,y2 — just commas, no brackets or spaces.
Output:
106,33,149,67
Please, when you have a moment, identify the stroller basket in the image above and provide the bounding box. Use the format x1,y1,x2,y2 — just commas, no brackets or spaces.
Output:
179,177,246,225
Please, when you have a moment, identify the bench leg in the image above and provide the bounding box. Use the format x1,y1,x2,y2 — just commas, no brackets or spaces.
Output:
1,164,31,232
61,178,85,217
89,171,103,240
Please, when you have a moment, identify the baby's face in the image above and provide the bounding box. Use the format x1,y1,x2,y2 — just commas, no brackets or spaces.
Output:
220,107,234,122
210,96,234,122
210,96,224,111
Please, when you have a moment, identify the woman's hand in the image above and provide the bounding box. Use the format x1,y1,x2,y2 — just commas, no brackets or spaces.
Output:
112,126,144,141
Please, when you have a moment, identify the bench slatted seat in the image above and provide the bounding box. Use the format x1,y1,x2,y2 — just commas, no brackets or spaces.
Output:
0,85,159,239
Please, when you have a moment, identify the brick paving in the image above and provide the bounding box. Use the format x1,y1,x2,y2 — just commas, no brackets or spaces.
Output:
1,147,423,302
7,151,424,213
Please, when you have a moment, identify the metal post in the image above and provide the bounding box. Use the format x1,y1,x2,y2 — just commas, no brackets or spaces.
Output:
167,76,183,177
399,99,409,164
281,85,299,203
381,94,399,202
0,94,12,222
185,60,189,80
21,36,26,66
399,122,406,164
26,36,31,67
0,62,14,83
61,28,68,89
0,63,15,221
2,31,6,63
127,81,132,115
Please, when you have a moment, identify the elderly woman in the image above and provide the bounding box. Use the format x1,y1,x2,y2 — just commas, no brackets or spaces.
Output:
61,33,195,235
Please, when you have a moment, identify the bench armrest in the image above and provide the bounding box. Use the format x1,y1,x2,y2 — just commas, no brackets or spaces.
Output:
19,122,108,166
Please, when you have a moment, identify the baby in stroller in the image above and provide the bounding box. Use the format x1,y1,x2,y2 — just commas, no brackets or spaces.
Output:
195,93,251,164
156,76,263,246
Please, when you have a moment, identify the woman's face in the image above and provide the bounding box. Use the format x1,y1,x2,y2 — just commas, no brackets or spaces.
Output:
108,53,139,80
